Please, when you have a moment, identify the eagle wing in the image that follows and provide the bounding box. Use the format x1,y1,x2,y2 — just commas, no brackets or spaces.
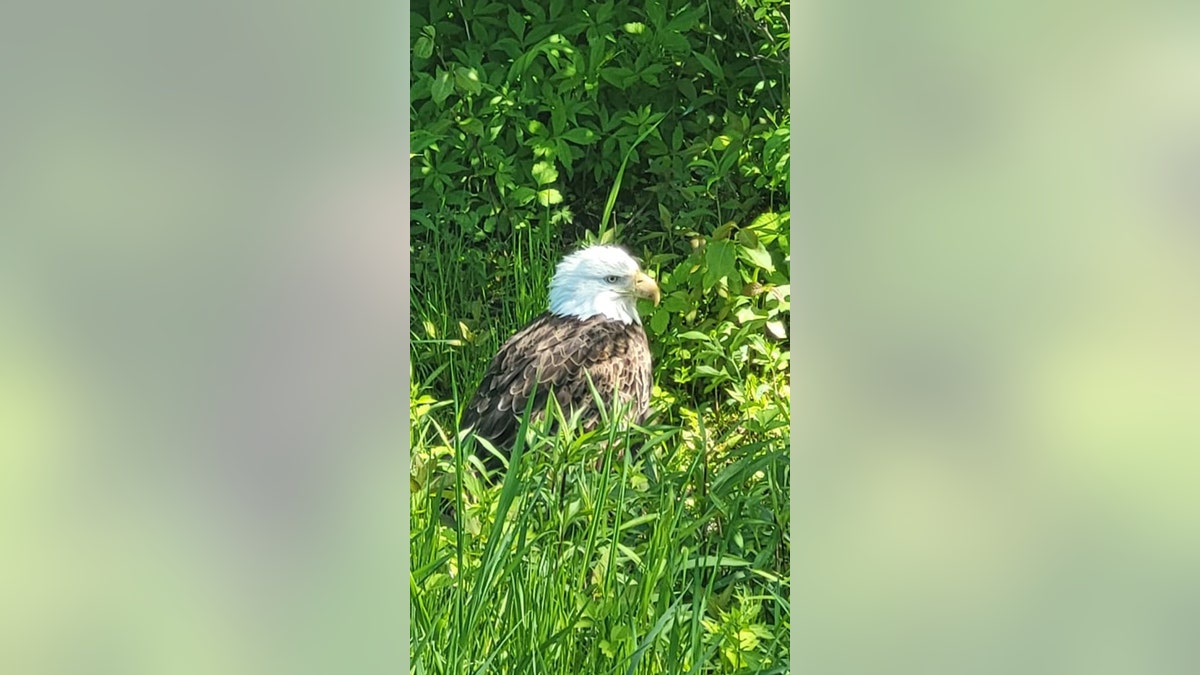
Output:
460,312,652,462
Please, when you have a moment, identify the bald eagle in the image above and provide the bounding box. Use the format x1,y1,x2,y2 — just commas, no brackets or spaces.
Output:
461,245,661,473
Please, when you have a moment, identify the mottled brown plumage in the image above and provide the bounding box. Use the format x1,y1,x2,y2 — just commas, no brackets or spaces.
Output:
458,244,659,475
461,311,653,471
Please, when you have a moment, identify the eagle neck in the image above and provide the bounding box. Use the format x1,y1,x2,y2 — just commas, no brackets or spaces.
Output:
547,299,640,325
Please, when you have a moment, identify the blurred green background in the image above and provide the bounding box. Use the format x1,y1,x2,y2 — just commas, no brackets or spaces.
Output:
2,1,407,673
796,2,1200,673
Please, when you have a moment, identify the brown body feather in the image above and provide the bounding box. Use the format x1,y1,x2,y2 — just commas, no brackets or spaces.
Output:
461,312,652,470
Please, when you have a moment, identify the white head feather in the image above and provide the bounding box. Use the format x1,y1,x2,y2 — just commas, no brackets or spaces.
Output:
547,245,660,325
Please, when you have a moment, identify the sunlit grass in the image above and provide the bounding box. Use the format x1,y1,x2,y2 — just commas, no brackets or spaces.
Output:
409,377,790,674
410,254,790,673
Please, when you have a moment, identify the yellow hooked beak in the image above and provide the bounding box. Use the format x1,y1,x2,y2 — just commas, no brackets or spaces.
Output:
633,271,661,306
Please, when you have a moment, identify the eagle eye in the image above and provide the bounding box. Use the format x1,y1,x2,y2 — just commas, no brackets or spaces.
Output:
604,275,620,284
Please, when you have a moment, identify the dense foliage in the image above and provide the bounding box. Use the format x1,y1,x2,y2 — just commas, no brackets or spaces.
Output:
411,0,790,672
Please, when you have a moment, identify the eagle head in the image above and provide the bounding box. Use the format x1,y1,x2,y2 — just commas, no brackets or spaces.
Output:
547,245,660,325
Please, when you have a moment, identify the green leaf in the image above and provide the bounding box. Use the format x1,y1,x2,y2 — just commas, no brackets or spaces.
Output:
660,294,689,313
594,0,614,23
599,66,635,89
410,130,441,154
738,242,774,272
458,117,485,136
506,8,525,39
666,4,704,32
521,0,545,23
454,66,482,95
434,160,467,174
649,309,668,334
735,307,761,324
532,138,556,159
560,127,597,145
657,202,672,229
747,211,786,238
430,69,453,104
704,240,736,287
678,78,697,101
537,188,563,206
531,161,558,186
413,36,434,60
660,31,690,55
493,37,523,59
510,186,537,205
645,0,667,27
693,50,724,80
555,140,572,167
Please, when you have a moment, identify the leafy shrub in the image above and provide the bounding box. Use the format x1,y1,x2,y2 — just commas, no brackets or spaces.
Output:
410,0,789,417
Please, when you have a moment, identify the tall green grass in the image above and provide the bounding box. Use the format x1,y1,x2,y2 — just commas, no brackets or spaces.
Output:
411,211,559,406
410,370,790,674
408,341,792,672
410,174,789,673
